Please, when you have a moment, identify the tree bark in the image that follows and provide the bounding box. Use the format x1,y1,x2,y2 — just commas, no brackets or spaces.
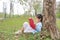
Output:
3,2,7,18
9,1,13,18
43,0,60,40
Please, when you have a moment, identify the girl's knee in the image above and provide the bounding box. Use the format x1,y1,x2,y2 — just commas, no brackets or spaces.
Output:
23,22,29,27
23,22,29,25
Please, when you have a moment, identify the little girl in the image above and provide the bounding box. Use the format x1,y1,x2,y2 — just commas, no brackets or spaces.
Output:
15,14,43,34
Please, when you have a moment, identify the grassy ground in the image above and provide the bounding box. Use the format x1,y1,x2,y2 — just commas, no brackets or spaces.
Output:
56,19,60,30
0,16,60,40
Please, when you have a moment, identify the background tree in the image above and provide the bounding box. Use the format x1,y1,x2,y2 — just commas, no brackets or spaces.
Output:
57,1,60,13
9,0,14,18
19,0,42,16
33,0,42,15
56,1,60,18
3,2,7,18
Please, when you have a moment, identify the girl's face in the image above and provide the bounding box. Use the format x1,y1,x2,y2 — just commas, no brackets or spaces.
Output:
35,16,41,23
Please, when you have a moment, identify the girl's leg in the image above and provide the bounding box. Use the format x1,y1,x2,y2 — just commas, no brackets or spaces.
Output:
15,22,29,40
15,22,29,34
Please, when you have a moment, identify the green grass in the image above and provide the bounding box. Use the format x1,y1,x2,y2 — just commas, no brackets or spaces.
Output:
0,16,29,33
56,19,60,30
0,13,4,18
56,13,60,18
0,16,60,40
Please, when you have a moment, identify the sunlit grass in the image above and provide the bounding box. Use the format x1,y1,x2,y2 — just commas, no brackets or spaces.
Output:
0,16,29,33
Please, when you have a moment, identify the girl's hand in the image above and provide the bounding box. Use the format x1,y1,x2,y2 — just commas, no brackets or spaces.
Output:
29,17,32,19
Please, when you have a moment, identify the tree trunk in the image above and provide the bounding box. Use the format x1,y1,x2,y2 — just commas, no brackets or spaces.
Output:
9,1,13,18
3,2,7,18
42,0,60,40
35,9,37,15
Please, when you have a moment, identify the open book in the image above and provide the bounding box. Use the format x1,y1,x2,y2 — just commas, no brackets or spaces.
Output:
29,18,36,30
